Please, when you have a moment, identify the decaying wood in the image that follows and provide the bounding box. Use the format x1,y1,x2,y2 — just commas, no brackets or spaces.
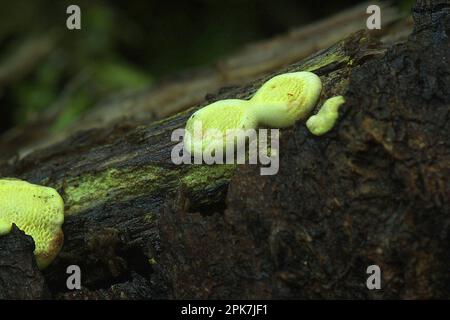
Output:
0,226,50,299
0,0,448,299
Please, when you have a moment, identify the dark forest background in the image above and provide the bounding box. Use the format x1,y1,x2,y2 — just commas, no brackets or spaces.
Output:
0,0,412,135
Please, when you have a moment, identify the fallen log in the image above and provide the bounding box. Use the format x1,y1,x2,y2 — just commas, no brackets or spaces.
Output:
0,0,448,299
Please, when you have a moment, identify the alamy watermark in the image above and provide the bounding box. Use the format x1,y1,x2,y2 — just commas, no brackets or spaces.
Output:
366,4,381,30
171,125,280,176
366,264,382,290
66,5,81,30
66,265,81,290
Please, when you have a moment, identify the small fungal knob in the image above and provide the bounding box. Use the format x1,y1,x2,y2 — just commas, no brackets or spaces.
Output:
250,72,323,126
306,95,346,136
0,179,65,269
184,99,257,157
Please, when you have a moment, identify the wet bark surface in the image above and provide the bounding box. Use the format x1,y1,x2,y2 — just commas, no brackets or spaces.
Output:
0,0,448,299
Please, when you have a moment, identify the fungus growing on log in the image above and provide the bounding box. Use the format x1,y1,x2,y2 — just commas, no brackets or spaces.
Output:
0,179,65,269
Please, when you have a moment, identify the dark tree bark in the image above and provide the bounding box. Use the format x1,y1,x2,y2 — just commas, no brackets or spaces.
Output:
0,0,448,299
0,226,50,299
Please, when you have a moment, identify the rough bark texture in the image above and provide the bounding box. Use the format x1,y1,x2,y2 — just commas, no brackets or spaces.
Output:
0,225,50,299
0,1,448,299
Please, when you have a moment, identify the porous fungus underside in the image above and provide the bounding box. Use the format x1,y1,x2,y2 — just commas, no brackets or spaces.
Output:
0,179,64,269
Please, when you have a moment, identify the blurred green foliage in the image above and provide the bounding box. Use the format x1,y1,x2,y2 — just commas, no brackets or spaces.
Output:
0,0,413,133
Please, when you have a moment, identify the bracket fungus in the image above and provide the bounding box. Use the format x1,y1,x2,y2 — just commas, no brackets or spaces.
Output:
250,71,322,127
184,71,343,156
306,95,346,135
184,99,258,157
0,179,65,269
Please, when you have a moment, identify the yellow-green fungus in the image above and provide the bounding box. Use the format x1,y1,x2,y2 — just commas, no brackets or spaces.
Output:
306,95,346,135
0,179,65,269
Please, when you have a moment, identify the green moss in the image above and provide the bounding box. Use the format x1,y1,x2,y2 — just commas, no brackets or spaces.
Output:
303,51,352,72
143,212,157,224
182,164,236,190
58,163,237,216
62,165,169,215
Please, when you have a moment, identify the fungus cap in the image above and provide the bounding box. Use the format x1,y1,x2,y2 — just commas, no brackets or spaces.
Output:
306,95,345,135
250,71,322,125
0,179,65,269
184,99,257,157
